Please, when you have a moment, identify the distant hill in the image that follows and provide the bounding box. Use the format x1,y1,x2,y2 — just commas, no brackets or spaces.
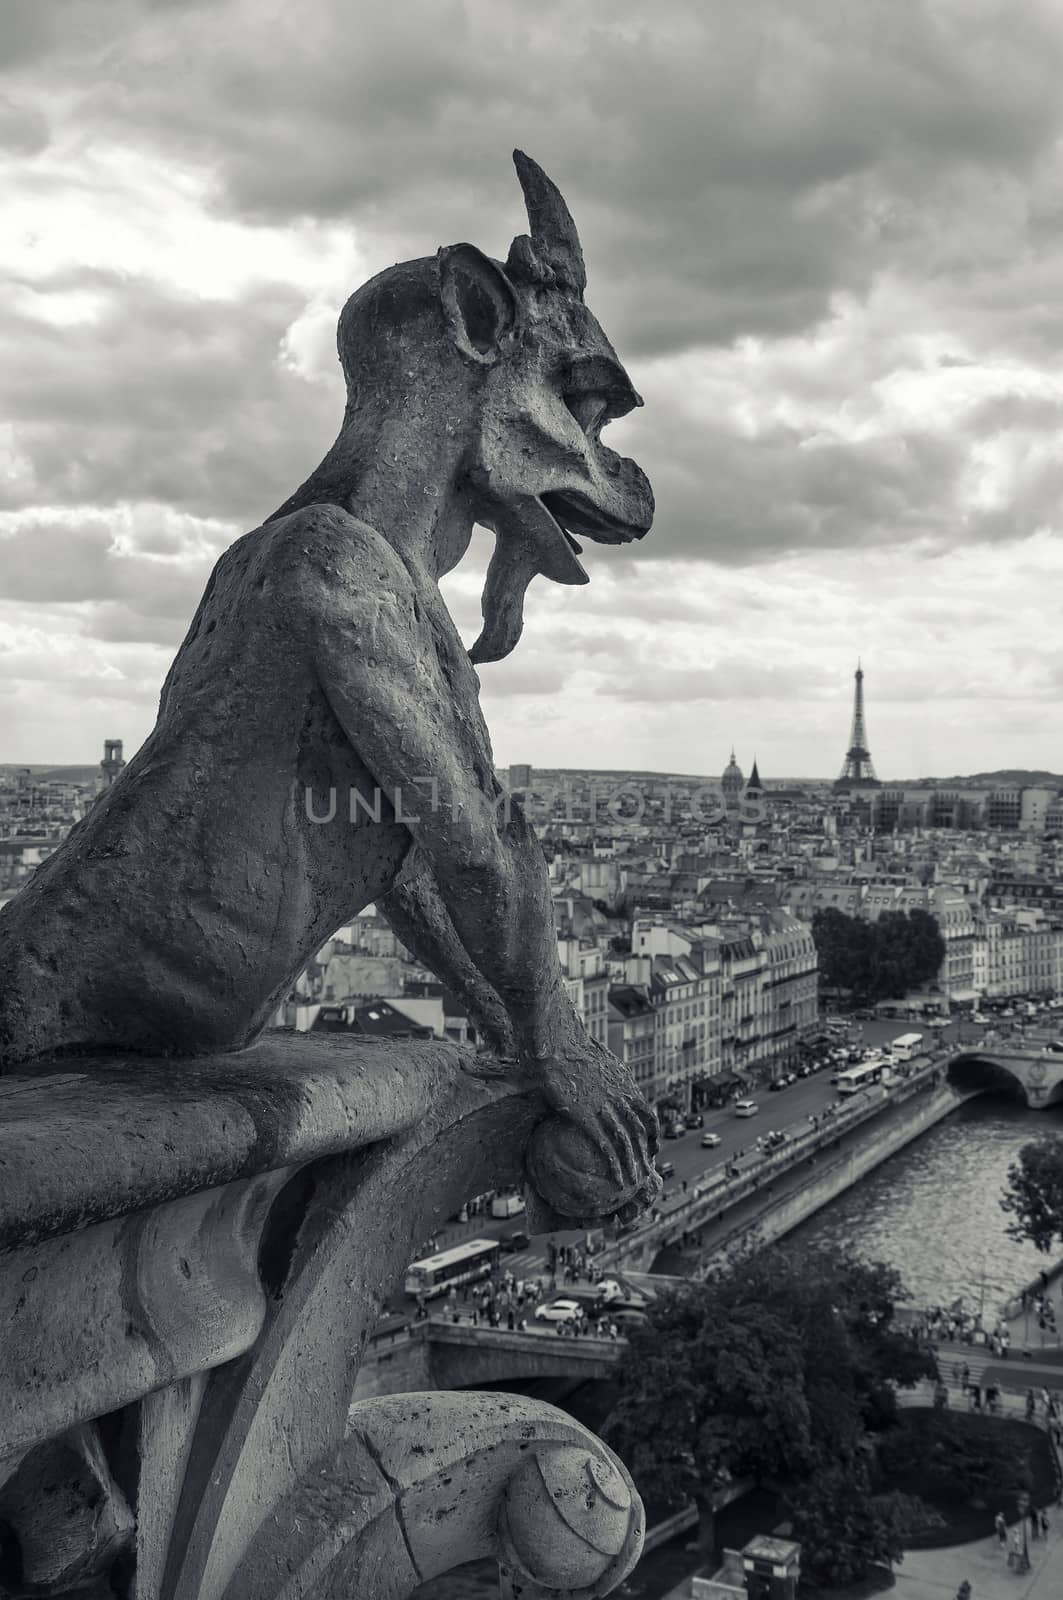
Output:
914,771,1063,787
0,764,100,785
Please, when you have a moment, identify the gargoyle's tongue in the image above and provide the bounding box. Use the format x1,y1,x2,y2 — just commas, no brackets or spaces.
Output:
469,499,588,665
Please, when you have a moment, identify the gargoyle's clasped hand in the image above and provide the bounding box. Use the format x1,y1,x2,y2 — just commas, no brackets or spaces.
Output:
524,1035,662,1229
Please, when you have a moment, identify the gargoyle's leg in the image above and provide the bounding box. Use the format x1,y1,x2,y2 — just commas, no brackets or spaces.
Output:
377,861,516,1059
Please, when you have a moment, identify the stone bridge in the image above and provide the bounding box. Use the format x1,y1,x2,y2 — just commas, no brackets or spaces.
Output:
946,1046,1063,1108
355,1318,623,1399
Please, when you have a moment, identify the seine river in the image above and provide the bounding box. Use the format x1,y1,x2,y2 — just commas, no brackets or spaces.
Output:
790,1094,1063,1316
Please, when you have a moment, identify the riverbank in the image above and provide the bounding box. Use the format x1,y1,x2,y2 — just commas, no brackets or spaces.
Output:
651,1077,962,1278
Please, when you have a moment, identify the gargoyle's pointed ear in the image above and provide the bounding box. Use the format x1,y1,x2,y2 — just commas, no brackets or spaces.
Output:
437,243,519,365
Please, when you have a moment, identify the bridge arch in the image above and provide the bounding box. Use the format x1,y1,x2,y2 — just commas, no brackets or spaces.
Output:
945,1051,1063,1108
946,1052,1031,1102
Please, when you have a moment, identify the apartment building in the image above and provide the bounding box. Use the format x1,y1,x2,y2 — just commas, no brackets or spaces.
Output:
607,986,657,1101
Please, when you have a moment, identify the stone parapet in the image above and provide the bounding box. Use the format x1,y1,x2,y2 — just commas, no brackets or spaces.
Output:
0,1036,645,1599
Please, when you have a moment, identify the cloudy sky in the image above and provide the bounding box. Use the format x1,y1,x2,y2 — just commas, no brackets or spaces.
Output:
4,0,1063,779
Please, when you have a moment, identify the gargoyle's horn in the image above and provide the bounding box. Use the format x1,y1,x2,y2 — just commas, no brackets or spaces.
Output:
509,149,586,296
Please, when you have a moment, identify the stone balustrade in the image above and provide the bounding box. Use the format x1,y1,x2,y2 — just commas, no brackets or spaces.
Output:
0,1035,645,1600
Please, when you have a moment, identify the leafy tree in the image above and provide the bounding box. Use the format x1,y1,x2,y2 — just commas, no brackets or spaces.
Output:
606,1243,936,1559
605,1285,814,1554
812,908,946,1005
877,1411,1032,1502
1001,1137,1063,1252
785,1463,907,1588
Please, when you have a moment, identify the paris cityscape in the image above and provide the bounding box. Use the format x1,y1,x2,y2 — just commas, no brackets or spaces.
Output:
5,657,1063,1596
6,4,1063,1600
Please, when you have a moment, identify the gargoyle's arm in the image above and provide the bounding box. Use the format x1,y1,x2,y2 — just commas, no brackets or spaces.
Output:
376,861,517,1060
300,522,584,1071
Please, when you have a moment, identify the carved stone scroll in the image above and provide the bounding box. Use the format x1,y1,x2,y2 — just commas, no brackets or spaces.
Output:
216,1393,643,1600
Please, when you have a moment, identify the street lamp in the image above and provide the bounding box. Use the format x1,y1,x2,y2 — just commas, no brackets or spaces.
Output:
1016,1491,1031,1573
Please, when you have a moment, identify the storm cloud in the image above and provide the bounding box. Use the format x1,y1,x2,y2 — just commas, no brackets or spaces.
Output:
3,0,1063,773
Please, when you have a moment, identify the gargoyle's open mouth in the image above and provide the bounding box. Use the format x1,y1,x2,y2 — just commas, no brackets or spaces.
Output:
540,489,650,553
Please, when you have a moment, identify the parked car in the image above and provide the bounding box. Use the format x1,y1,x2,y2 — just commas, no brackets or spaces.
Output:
768,1078,785,1092
596,1279,640,1304
535,1298,582,1324
663,1122,682,1139
684,1112,704,1129
608,1307,649,1328
657,1160,676,1179
701,1131,721,1148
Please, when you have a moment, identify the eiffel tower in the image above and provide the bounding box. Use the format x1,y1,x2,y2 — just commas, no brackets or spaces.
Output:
834,661,880,790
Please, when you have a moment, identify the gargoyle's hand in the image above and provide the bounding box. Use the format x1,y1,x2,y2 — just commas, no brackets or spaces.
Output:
523,1035,661,1226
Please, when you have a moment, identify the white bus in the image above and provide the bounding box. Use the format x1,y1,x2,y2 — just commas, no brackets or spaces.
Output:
835,1059,886,1096
404,1237,501,1300
890,1032,924,1063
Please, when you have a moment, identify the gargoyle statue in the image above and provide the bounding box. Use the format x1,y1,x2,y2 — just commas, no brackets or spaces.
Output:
0,150,660,1227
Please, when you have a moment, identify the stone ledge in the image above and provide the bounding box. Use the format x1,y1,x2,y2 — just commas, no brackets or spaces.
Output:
0,1031,492,1253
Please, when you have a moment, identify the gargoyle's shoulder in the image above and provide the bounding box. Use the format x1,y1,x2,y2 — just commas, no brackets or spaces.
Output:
260,503,411,590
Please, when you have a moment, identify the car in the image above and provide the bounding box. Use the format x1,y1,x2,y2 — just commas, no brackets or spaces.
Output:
684,1112,704,1129
768,1078,784,1092
535,1298,582,1324
596,1279,634,1304
701,1131,721,1147
608,1307,649,1328
499,1229,530,1253
734,1099,759,1118
657,1159,676,1179
663,1123,682,1139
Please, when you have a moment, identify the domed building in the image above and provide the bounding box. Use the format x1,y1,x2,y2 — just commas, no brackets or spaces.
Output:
720,749,745,809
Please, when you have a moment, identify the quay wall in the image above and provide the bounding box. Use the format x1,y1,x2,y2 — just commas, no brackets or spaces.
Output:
598,1062,965,1273
692,1081,962,1276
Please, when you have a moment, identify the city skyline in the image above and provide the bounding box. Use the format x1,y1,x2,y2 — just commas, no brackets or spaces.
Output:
4,3,1063,774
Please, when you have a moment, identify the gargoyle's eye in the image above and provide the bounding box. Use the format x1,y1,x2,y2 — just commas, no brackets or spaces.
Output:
564,390,611,434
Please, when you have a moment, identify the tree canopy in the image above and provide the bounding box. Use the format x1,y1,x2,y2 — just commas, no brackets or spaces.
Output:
1001,1137,1063,1253
606,1243,936,1583
812,907,946,1004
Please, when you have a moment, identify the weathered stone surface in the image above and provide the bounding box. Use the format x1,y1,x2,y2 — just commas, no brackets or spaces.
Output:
0,1424,135,1594
0,1170,286,1466
0,1036,452,1252
219,1392,643,1599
